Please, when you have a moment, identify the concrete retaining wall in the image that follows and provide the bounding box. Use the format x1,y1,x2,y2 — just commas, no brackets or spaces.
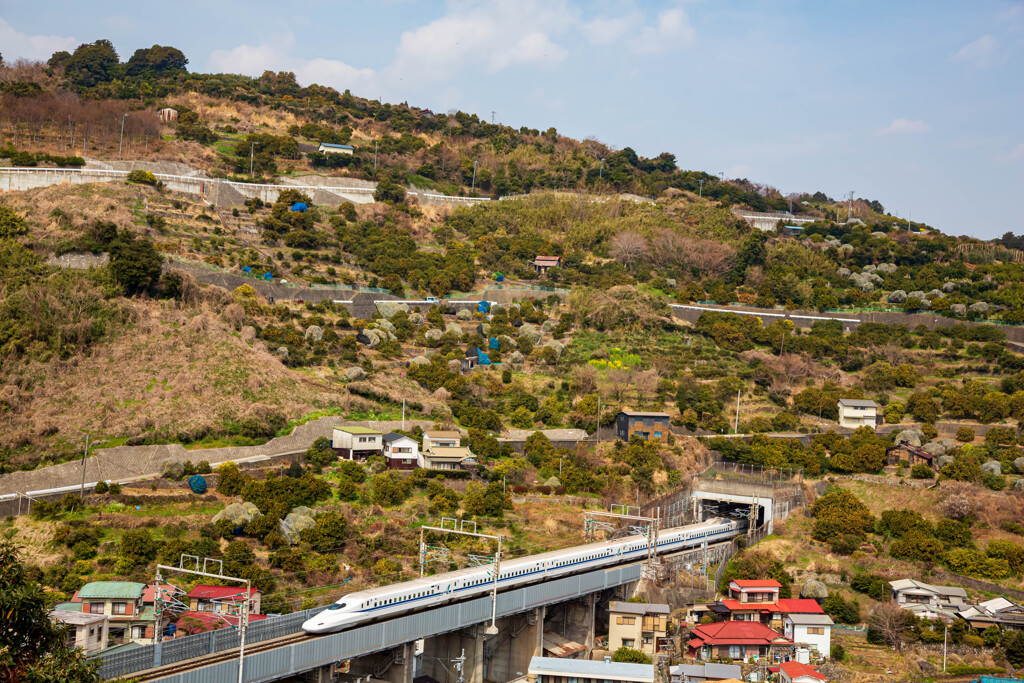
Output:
0,417,435,497
671,303,1024,343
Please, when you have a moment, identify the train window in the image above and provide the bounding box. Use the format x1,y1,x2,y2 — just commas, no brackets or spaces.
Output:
327,603,346,610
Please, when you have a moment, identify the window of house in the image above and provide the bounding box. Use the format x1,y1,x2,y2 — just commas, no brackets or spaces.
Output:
729,645,742,659
617,616,636,625
131,626,146,639
89,603,104,615
111,602,128,615
808,627,824,635
622,639,635,648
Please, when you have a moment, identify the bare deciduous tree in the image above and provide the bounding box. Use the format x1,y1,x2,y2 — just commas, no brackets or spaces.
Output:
633,369,660,407
868,602,914,652
569,364,597,397
609,231,649,267
607,367,633,403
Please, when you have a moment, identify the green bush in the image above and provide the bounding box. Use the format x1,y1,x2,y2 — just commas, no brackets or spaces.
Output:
108,482,122,495
126,169,158,185
94,480,109,494
955,426,975,442
910,464,934,479
830,644,845,661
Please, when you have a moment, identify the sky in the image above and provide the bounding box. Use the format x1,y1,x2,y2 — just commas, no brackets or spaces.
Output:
2,0,1022,238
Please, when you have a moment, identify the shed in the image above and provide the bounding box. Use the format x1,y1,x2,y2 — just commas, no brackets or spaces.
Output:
157,107,178,122
318,142,354,155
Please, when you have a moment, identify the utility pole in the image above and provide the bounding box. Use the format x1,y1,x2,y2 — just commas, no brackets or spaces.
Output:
734,390,741,435
491,111,495,124
698,179,704,197
943,625,947,673
79,435,90,500
118,113,129,158
471,160,478,190
599,159,604,179
402,398,406,431
847,190,855,222
249,141,259,177
374,140,379,170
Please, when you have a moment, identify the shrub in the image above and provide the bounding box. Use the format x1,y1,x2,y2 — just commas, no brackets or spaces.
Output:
956,426,975,442
108,482,122,495
982,472,1006,491
830,644,846,661
910,464,934,479
94,480,109,494
126,169,158,185
611,647,652,664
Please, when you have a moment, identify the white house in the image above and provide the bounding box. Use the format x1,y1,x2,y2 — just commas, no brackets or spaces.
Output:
836,399,879,429
779,660,828,683
382,433,418,470
50,609,109,654
783,613,833,657
889,579,968,610
318,142,354,155
331,427,383,460
422,430,460,451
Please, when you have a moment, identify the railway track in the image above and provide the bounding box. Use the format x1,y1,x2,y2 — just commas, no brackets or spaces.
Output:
134,631,315,681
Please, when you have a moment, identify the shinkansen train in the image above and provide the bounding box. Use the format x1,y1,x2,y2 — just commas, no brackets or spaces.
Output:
302,516,745,634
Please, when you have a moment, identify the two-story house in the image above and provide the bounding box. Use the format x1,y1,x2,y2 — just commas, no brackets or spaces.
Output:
608,601,670,655
709,580,826,633
50,609,109,654
332,426,383,460
686,621,793,662
783,613,833,657
615,411,671,443
836,399,879,429
382,433,419,470
889,579,968,612
186,585,262,616
75,581,153,643
419,430,476,470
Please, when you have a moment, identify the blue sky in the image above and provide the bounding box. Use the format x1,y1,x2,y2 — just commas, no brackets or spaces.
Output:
2,1,1022,238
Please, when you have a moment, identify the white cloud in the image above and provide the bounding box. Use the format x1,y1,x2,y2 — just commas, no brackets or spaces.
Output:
0,18,77,61
725,164,753,179
876,118,930,136
628,7,696,55
392,0,576,79
582,13,642,45
1001,143,1024,163
208,34,377,95
949,35,1001,68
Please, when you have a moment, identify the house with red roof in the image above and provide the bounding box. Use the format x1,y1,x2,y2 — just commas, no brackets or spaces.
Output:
710,579,825,632
779,660,829,682
686,621,793,661
176,610,268,635
186,585,262,616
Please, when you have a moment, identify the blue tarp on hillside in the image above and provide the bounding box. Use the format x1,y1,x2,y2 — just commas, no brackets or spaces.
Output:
290,203,308,212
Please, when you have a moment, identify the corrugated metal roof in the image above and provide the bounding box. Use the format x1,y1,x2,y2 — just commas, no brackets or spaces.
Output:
785,613,834,625
609,600,670,616
53,602,83,612
619,411,671,417
837,398,878,408
542,631,586,657
425,431,461,439
319,142,354,149
78,582,146,599
529,656,654,682
382,433,415,443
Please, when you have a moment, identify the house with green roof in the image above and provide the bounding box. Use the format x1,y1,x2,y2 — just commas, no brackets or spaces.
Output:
74,581,156,644
332,426,383,460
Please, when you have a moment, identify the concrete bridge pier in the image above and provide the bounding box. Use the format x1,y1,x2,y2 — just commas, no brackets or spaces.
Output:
422,625,489,683
379,642,417,683
485,607,545,683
